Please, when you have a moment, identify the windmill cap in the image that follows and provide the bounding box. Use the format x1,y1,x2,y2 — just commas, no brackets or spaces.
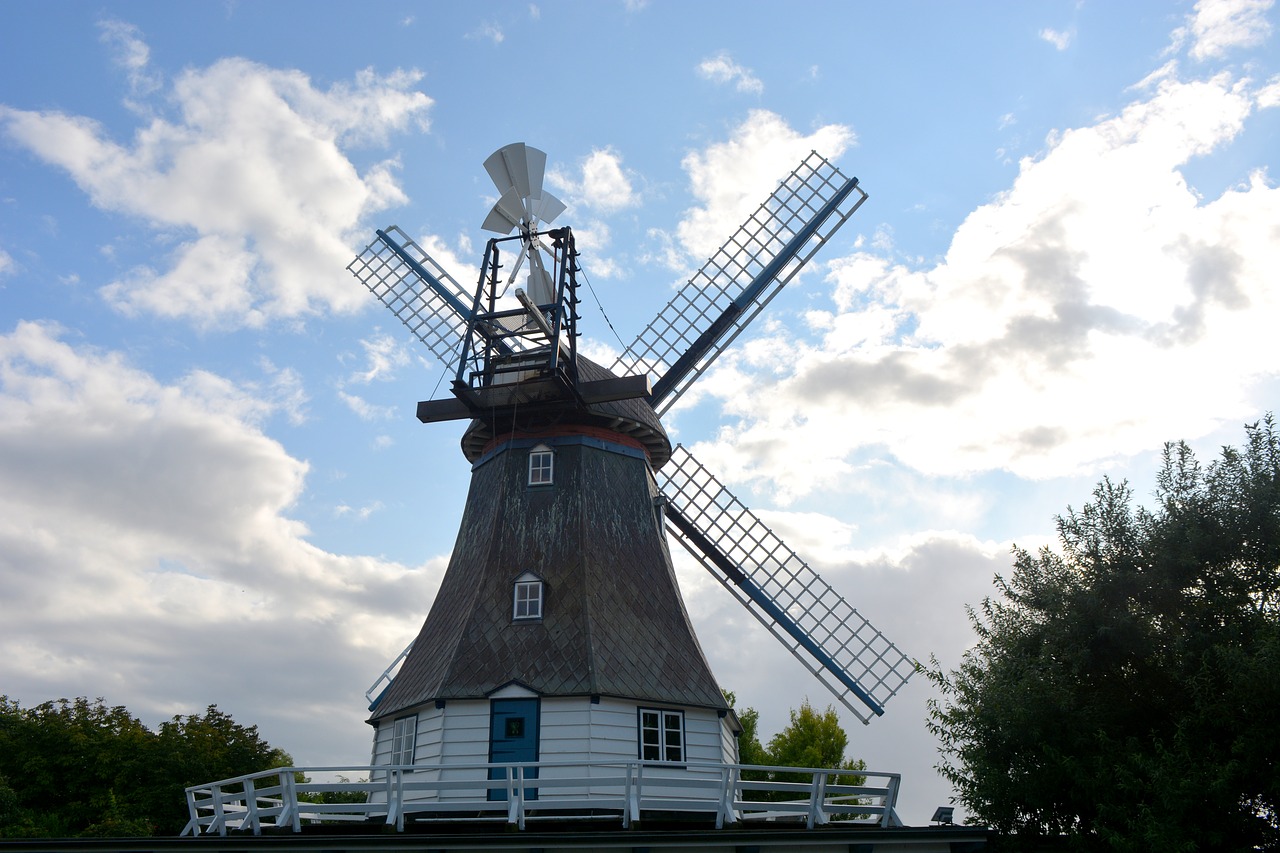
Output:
460,356,671,469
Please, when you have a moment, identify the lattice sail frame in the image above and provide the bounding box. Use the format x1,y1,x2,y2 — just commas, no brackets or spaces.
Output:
613,151,867,415
348,225,514,367
659,445,917,723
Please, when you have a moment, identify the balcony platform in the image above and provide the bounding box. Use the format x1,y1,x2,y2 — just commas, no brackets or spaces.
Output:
116,759,995,852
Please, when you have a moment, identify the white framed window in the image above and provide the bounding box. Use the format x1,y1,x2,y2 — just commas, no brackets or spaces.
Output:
639,708,684,762
528,445,554,486
391,715,416,766
513,572,543,620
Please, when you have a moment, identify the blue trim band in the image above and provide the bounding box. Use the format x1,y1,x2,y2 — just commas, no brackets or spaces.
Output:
472,434,647,471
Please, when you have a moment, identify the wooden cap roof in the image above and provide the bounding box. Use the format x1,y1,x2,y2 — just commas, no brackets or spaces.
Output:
458,356,672,470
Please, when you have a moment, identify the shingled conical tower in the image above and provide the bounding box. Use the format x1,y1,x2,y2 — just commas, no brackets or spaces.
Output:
372,357,724,710
368,354,734,785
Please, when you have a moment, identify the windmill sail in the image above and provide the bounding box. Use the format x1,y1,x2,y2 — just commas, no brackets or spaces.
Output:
347,225,481,366
659,445,916,724
613,152,867,415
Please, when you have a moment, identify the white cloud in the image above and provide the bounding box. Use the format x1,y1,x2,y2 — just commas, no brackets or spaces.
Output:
0,322,438,758
549,147,638,214
339,391,396,421
687,71,1279,499
579,148,637,213
335,500,385,520
470,21,505,44
543,149,636,278
1039,27,1074,50
0,247,13,276
566,218,621,278
676,110,855,261
696,51,764,95
639,226,686,273
98,18,162,100
1131,59,1181,92
1182,0,1273,60
258,358,310,425
1259,74,1280,106
347,332,413,384
0,56,432,329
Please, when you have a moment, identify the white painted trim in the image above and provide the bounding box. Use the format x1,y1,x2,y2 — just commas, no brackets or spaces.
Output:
489,683,539,699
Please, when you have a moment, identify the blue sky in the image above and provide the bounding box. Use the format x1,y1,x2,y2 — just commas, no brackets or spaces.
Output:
2,0,1278,826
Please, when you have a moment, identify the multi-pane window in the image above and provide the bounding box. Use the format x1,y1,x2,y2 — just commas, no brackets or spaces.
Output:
639,708,684,762
391,715,416,766
528,446,554,486
513,575,543,620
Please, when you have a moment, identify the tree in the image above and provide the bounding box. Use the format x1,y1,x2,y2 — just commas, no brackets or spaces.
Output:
726,692,866,803
725,691,769,768
0,697,153,837
927,418,1280,851
140,705,291,835
0,697,289,838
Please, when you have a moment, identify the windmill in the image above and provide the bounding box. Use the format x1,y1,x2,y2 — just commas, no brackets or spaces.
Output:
347,143,915,797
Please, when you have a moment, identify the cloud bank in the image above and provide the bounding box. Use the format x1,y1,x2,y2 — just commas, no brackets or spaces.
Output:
1,49,431,329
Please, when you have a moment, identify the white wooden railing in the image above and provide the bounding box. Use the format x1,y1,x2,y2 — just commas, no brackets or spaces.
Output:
182,760,902,836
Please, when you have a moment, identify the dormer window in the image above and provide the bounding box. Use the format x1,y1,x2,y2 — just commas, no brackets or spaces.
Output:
528,445,554,486
513,572,543,621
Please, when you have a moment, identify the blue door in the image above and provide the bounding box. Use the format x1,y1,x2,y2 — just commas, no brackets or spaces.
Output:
488,698,539,801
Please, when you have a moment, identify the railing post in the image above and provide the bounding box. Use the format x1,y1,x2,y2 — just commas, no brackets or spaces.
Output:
512,766,526,830
384,768,401,830
397,766,408,832
714,765,726,829
242,776,260,835
210,784,228,837
630,762,643,826
806,770,828,830
882,773,901,828
384,769,396,828
276,770,297,831
622,762,634,828
182,788,201,836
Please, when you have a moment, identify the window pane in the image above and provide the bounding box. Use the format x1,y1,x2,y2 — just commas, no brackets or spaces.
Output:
529,451,553,485
639,709,683,762
513,580,543,619
391,715,416,765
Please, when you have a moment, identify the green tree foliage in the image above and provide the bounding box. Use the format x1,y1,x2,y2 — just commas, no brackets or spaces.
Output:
141,705,291,834
725,691,770,768
765,700,867,804
726,692,866,802
0,697,289,838
927,418,1280,851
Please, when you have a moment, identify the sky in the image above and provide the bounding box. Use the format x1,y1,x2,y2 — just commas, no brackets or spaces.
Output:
1,0,1278,828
